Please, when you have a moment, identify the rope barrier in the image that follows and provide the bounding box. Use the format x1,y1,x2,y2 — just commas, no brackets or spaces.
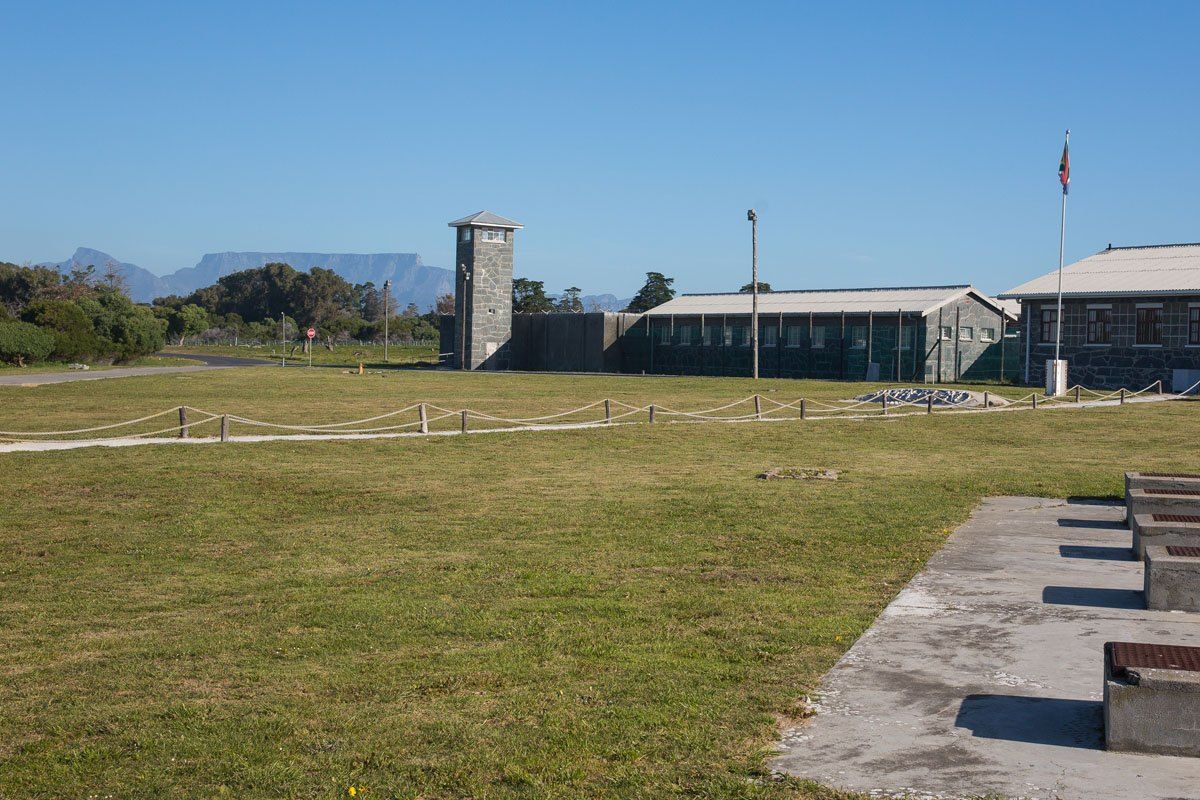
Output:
2,378,1196,445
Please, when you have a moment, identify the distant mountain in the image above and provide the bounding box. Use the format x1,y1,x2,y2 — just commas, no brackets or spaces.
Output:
160,252,453,310
41,248,454,309
40,246,626,313
550,292,632,312
40,248,169,302
581,293,633,312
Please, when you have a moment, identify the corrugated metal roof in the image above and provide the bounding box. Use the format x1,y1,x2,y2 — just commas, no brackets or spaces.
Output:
645,285,1011,318
999,243,1200,299
447,211,524,229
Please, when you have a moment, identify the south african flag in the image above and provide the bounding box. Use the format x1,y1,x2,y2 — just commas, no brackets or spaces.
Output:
1059,139,1070,194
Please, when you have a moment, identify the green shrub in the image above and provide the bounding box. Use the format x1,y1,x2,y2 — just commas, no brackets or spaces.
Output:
0,320,55,366
78,292,167,362
20,299,101,361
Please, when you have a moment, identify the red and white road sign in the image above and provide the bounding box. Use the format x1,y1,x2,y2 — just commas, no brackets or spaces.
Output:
306,327,316,339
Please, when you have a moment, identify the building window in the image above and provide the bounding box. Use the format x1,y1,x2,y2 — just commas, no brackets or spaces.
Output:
762,325,778,347
653,324,669,344
1086,308,1112,344
736,325,751,347
939,326,952,341
481,228,506,243
900,326,913,350
785,325,803,347
1136,307,1162,345
959,326,973,341
703,324,718,346
980,327,996,342
678,325,694,345
1040,308,1058,344
811,327,826,349
460,228,472,242
1191,307,1200,345
850,325,868,349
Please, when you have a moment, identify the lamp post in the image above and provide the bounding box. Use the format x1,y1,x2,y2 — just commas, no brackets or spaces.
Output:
383,279,391,363
747,208,759,380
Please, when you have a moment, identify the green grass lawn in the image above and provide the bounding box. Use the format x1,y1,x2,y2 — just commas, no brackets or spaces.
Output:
1,369,1196,799
165,342,440,369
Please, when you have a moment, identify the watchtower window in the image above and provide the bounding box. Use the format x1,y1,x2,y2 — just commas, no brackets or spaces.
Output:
460,228,472,242
481,229,507,243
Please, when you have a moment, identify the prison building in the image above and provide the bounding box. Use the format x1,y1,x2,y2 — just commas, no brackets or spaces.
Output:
999,243,1200,391
629,285,1019,382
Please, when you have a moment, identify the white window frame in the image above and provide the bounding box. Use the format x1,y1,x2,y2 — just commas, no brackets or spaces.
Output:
980,327,995,343
481,228,507,243
811,327,826,349
959,326,973,342
460,228,472,242
939,325,952,342
1189,303,1200,348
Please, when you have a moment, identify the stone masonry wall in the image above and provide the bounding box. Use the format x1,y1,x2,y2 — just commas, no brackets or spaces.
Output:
454,228,514,369
1021,296,1200,389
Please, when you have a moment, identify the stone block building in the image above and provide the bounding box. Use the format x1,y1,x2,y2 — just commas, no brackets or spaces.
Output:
1000,243,1200,390
447,211,523,369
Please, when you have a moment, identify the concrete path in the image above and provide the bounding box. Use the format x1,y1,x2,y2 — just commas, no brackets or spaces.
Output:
773,496,1200,800
0,352,267,387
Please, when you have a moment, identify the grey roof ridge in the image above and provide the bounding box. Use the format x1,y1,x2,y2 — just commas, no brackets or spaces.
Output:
678,284,970,298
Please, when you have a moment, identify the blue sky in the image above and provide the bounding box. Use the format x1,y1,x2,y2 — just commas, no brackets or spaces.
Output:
2,1,1197,297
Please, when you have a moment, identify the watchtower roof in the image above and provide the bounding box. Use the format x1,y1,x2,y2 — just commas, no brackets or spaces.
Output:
447,211,524,229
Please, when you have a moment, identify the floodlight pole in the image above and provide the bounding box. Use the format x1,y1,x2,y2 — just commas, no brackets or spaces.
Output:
383,279,391,363
748,208,759,380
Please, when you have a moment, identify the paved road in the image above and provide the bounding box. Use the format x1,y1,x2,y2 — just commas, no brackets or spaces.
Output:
0,352,268,386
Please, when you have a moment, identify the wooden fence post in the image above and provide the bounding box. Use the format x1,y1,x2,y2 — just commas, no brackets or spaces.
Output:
800,398,806,419
1120,388,1126,405
882,393,888,415
649,404,656,424
604,399,612,423
419,403,428,434
983,391,989,409
1075,386,1081,403
179,406,188,438
927,394,933,414
754,394,762,420
1032,394,1038,410
461,410,469,433
220,415,229,442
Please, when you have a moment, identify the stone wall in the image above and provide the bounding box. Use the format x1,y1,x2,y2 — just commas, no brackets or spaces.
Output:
453,228,514,369
921,296,1015,382
1019,297,1200,389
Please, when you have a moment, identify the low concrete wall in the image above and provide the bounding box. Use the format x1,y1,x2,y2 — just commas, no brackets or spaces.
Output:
1127,488,1200,521
1126,472,1200,521
1144,546,1200,612
1131,514,1200,559
1105,653,1200,756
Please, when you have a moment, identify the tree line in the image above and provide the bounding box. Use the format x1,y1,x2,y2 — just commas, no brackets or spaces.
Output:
0,262,165,366
151,262,443,345
510,272,678,314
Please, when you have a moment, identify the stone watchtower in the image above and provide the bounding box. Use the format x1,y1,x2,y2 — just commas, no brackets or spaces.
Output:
448,211,523,369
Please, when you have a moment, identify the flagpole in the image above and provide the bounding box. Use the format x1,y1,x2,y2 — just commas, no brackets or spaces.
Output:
1054,129,1069,365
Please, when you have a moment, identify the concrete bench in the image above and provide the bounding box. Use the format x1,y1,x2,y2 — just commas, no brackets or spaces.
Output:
1131,513,1200,560
1127,488,1200,523
1144,546,1200,612
1126,472,1200,522
1104,641,1200,756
